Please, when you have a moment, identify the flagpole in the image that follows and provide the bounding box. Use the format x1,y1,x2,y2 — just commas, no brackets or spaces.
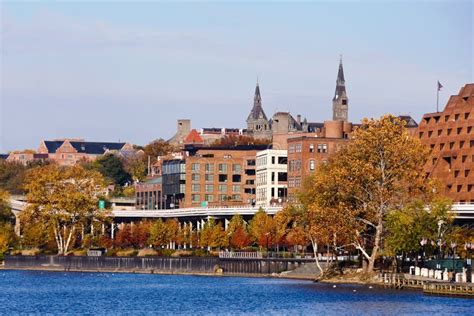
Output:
437,83,439,113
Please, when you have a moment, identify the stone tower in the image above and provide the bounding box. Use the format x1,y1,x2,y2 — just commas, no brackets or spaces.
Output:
246,82,272,139
332,57,349,122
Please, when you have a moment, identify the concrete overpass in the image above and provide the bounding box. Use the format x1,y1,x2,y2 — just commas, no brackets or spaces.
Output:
9,198,474,237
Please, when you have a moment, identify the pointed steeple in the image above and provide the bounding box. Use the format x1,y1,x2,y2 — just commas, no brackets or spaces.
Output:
332,56,349,122
248,81,267,121
333,56,346,101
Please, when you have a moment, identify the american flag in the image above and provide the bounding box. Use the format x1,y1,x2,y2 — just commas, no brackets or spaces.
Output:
437,81,443,91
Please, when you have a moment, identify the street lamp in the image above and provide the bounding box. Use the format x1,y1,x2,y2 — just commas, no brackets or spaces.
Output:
451,242,457,282
465,242,473,282
420,238,428,268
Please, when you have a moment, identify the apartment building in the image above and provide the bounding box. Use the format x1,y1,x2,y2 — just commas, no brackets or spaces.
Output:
255,149,288,207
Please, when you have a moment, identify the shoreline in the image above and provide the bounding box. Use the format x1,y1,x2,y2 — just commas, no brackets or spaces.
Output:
0,265,320,281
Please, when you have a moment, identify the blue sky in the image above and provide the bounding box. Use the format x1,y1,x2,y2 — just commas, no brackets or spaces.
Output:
1,1,472,152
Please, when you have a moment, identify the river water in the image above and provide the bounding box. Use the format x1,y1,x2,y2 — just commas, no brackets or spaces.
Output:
0,270,472,315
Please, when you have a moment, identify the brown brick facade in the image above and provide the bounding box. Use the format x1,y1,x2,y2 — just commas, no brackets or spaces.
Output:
417,83,474,203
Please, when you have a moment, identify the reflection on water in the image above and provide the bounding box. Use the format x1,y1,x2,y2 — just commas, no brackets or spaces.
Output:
0,270,472,315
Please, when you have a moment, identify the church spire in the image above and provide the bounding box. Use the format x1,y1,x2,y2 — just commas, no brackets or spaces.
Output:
332,56,349,122
333,56,346,101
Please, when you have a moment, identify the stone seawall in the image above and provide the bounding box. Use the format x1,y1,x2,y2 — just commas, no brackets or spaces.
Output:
4,256,304,276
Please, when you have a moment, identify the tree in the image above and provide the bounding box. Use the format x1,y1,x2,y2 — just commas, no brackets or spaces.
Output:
385,198,452,260
0,161,27,194
149,219,168,248
210,222,228,249
0,223,16,260
21,164,107,255
211,135,271,147
227,214,251,249
300,115,435,273
87,154,131,186
248,209,276,249
143,139,175,164
0,189,13,223
121,152,147,182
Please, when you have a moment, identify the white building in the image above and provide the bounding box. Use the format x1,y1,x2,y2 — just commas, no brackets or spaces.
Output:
256,149,288,207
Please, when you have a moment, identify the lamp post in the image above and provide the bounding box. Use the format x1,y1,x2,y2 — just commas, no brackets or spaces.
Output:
420,238,428,268
465,242,473,282
451,242,457,282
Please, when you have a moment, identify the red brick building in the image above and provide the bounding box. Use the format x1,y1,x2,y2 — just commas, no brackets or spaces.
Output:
417,83,474,203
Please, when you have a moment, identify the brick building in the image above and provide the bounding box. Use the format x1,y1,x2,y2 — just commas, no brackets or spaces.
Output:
37,139,134,166
417,83,474,203
156,145,267,209
135,177,164,210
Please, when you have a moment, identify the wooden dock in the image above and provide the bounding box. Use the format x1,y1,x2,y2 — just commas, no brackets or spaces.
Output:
423,282,474,297
380,273,474,297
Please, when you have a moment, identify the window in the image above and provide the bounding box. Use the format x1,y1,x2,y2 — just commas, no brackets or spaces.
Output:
317,144,328,153
436,130,441,136
232,164,241,173
295,177,301,188
192,174,200,181
295,144,302,153
218,184,227,192
288,145,295,153
191,163,200,172
219,174,228,182
447,128,452,136
444,115,449,122
192,184,200,192
219,194,227,202
465,112,470,120
465,170,471,177
205,163,214,172
247,159,256,166
309,144,314,153
419,132,424,138
455,114,460,121
454,170,460,178
449,142,455,149
457,185,462,193
218,163,228,173
457,127,462,135
204,194,214,202
432,157,438,165
205,184,214,192
278,172,287,182
271,156,275,164
232,194,241,201
205,174,214,182
468,126,473,134
232,174,241,182
460,141,465,149
232,184,241,192
191,194,200,202
309,160,315,171
278,157,287,164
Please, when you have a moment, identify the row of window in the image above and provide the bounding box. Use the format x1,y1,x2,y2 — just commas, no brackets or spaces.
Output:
191,174,242,183
288,143,329,154
446,183,474,193
191,184,241,193
256,155,288,167
288,177,302,188
421,126,473,138
430,140,474,151
433,155,474,165
191,163,242,173
256,172,288,185
191,194,242,203
424,111,471,124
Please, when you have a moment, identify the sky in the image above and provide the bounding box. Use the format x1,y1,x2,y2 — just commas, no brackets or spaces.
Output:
1,1,472,152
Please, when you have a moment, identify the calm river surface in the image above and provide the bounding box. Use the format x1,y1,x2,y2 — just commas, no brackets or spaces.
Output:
0,270,472,315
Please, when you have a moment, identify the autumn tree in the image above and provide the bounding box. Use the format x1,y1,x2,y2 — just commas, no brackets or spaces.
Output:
301,115,434,273
0,189,13,223
211,135,271,147
143,139,175,164
121,151,147,182
21,164,107,255
227,214,251,249
248,209,276,249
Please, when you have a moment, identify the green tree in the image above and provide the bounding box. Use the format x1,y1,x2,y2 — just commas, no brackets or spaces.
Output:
88,154,131,186
0,189,13,223
385,198,452,258
21,164,107,255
